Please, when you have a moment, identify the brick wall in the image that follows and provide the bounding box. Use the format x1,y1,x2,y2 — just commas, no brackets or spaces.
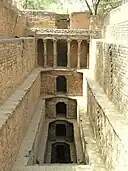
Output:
95,40,128,119
41,70,83,96
0,38,36,105
0,2,27,36
90,2,128,119
45,97,77,119
0,69,41,171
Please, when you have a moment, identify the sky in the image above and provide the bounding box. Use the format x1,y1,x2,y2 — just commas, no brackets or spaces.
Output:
12,0,91,13
47,0,91,13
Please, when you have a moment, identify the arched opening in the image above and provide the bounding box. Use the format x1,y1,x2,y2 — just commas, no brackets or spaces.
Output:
47,39,53,67
56,76,67,93
57,40,67,66
48,120,74,142
56,124,66,138
70,40,78,68
80,40,88,68
51,142,71,163
56,102,66,117
37,39,44,66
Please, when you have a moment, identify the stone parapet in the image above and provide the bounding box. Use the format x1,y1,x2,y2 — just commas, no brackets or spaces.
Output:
87,79,128,171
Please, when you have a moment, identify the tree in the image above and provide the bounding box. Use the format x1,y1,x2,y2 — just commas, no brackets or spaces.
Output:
82,0,121,15
22,0,57,9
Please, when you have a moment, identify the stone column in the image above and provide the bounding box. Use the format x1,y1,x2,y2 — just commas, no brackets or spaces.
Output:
87,40,90,68
77,40,82,68
43,39,47,67
53,39,57,68
87,53,89,68
67,39,71,68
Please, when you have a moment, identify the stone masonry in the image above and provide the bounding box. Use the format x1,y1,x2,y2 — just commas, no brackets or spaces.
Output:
1,1,128,171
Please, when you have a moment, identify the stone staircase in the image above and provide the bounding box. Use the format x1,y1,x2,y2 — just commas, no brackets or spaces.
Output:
12,164,106,171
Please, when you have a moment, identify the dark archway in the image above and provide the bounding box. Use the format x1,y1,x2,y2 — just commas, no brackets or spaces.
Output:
56,124,66,138
37,39,44,66
51,142,71,163
56,76,67,93
48,120,74,142
56,102,66,117
57,40,67,66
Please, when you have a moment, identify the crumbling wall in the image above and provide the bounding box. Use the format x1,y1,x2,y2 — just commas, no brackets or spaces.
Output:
24,10,56,29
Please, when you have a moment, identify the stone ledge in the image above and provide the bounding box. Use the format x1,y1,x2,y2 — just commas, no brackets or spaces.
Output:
13,98,45,167
12,164,107,171
87,78,128,154
0,37,35,44
77,98,106,170
12,164,92,171
0,68,41,131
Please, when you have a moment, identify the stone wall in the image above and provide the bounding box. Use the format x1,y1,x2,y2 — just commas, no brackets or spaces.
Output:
55,14,69,29
0,1,27,36
24,10,56,29
95,40,128,119
90,2,128,119
45,97,77,118
0,38,36,105
70,12,90,29
0,69,41,171
41,70,83,96
87,80,128,171
102,2,128,43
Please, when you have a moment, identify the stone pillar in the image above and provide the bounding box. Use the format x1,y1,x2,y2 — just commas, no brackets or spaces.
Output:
43,39,47,67
87,53,89,68
87,40,90,68
53,39,57,68
67,39,71,68
77,40,82,68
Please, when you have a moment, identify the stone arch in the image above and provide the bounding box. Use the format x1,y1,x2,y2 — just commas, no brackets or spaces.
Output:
48,120,74,142
56,76,67,93
56,102,66,117
37,39,44,66
51,142,71,163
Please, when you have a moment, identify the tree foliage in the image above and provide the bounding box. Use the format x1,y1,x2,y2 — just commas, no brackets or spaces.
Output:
83,0,121,15
22,0,56,9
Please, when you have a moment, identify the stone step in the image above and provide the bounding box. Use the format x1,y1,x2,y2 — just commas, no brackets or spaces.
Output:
13,164,92,171
12,164,106,171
